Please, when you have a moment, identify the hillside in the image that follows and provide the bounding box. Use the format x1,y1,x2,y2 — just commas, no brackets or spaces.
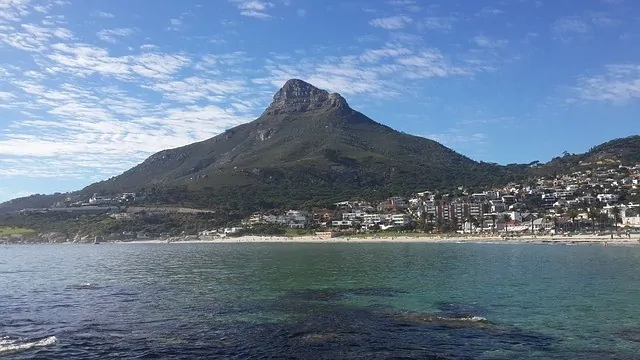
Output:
535,135,640,176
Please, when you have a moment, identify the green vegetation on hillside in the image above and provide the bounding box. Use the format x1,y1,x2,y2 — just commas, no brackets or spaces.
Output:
75,104,529,214
0,210,242,239
0,226,36,235
535,135,640,177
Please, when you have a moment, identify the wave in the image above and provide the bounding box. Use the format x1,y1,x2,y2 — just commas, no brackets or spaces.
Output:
395,312,490,325
0,336,57,354
68,282,100,290
442,315,489,323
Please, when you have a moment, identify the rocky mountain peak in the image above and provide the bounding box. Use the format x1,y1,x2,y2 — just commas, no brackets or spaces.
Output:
263,79,349,116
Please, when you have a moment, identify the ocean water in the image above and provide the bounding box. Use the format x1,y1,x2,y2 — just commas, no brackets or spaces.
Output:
1,243,640,359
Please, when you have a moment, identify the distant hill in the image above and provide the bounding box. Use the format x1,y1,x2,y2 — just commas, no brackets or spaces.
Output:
0,80,637,214
534,135,640,176
0,193,68,215
583,136,640,164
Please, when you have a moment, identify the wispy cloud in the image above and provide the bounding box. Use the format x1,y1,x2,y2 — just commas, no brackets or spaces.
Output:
92,11,114,18
476,7,504,17
552,18,590,34
421,16,457,31
230,0,274,19
254,41,501,98
96,28,135,43
0,0,31,22
473,35,508,48
551,17,592,42
0,13,261,181
386,0,421,13
572,64,640,103
167,18,183,31
369,15,413,30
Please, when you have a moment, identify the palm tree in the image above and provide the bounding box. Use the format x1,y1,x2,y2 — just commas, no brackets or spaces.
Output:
566,209,579,231
489,214,498,233
612,206,622,233
598,212,609,231
502,214,511,233
530,216,535,234
587,209,600,231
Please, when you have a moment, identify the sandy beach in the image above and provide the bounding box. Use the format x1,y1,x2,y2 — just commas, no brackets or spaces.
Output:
126,234,640,246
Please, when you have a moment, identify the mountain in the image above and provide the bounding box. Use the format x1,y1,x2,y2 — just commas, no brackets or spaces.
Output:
75,79,523,210
2,80,636,214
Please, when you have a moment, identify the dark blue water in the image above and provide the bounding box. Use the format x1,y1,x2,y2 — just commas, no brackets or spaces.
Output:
1,243,640,359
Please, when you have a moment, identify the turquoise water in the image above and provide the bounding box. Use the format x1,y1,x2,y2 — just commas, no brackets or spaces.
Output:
1,243,639,359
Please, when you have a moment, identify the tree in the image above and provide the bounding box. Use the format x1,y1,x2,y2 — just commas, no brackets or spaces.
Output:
441,219,455,233
489,214,498,233
417,212,427,232
566,209,579,231
612,206,622,233
598,212,610,231
467,215,479,233
502,213,511,233
587,209,600,230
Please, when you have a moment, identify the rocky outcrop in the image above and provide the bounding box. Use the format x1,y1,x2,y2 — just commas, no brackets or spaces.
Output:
263,79,349,116
39,232,68,243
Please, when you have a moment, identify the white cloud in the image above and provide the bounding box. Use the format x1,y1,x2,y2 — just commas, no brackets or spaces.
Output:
0,0,31,22
473,35,508,48
573,64,640,103
255,41,500,99
92,11,114,18
589,12,620,27
230,0,274,19
40,42,191,80
0,91,16,100
369,15,413,30
553,18,590,34
167,18,182,31
421,16,457,31
96,28,135,43
140,44,159,51
0,23,73,51
476,7,504,17
386,0,421,12
0,19,260,181
552,17,590,42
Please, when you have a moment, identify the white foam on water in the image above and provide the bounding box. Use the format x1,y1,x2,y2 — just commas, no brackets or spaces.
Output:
435,315,489,323
0,336,57,354
461,316,488,322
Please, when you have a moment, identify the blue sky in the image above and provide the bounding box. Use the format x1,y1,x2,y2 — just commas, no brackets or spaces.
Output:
0,0,639,201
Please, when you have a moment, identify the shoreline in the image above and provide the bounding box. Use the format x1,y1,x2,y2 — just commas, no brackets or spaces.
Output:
123,234,640,247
